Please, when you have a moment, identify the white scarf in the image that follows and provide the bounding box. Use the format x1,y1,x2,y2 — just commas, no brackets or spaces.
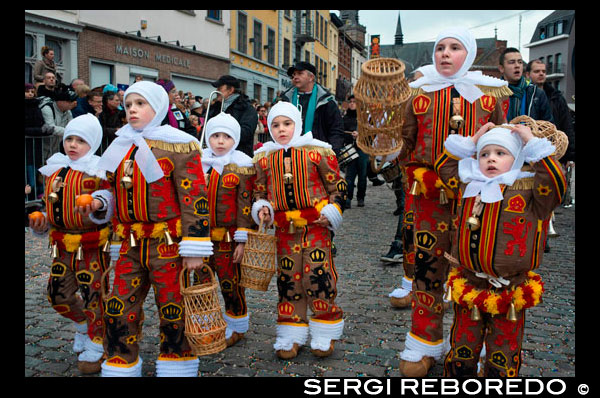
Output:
97,81,199,183
201,112,253,174
39,114,105,178
409,27,508,104
255,101,331,154
458,127,534,203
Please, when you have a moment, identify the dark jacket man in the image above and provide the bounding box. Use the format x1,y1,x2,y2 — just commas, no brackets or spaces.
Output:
543,82,575,162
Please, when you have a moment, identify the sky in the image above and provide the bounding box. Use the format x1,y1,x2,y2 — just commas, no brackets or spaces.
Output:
334,10,557,62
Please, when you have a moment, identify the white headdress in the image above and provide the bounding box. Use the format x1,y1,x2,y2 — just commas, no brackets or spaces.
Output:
201,112,252,174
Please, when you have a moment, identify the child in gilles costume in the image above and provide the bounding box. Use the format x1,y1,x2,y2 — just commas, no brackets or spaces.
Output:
252,102,346,359
435,123,565,377
34,114,111,374
200,113,256,347
92,81,213,377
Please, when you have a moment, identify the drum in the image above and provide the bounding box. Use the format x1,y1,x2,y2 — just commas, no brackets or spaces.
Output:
380,162,401,183
338,143,359,168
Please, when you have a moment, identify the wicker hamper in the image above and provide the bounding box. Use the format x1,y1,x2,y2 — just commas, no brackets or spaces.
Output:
240,222,277,291
509,115,569,160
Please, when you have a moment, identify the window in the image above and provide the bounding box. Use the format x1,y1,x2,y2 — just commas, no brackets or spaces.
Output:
556,20,564,35
237,12,247,54
305,50,310,64
45,37,63,65
239,79,247,95
547,23,555,37
324,61,328,87
547,55,554,74
254,83,261,102
207,10,221,21
555,53,563,73
267,28,275,65
283,38,291,68
268,87,274,103
25,34,35,84
324,21,328,47
284,10,291,19
253,20,262,60
90,61,114,89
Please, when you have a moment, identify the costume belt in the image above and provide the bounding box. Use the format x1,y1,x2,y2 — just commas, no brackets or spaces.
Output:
403,164,454,201
273,199,329,231
50,226,111,252
114,218,181,241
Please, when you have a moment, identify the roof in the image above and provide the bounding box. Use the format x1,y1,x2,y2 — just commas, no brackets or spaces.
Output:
529,10,575,43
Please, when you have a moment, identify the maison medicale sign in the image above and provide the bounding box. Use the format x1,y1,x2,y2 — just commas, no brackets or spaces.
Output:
115,44,191,69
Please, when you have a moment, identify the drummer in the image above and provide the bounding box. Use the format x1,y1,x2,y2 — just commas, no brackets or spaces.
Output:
342,95,369,208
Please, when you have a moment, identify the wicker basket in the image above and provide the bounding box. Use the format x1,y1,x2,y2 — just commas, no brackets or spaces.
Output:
240,222,277,291
179,268,227,356
509,115,569,160
354,58,412,157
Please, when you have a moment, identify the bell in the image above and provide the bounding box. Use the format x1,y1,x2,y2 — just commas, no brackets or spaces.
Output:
223,230,232,243
75,244,84,261
466,216,481,231
439,188,448,205
51,242,59,258
506,302,518,322
48,192,59,203
444,285,453,302
450,115,464,130
121,175,133,189
283,173,294,184
470,305,482,321
288,220,296,234
409,180,420,196
164,228,175,246
129,232,138,248
102,239,111,253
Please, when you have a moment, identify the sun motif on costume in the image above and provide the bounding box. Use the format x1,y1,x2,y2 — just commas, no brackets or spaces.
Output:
536,184,552,196
180,178,192,190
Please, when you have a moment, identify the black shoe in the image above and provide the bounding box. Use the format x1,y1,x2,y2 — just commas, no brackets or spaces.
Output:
357,199,365,207
393,207,402,216
381,241,403,263
370,178,385,187
331,242,337,257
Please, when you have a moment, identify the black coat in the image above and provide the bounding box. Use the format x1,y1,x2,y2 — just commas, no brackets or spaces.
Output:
543,83,575,162
25,98,48,136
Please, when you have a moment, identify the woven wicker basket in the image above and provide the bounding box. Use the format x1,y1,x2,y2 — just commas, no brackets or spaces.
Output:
240,222,277,291
354,58,412,156
509,115,569,160
179,268,227,356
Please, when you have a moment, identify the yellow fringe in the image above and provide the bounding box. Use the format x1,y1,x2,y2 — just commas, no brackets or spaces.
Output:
52,227,110,252
224,164,256,175
507,178,534,191
114,220,182,240
145,139,201,154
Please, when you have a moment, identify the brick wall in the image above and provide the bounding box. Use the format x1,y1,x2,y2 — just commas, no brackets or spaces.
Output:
78,27,229,85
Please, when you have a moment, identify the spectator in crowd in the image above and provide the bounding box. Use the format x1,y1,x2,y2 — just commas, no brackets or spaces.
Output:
97,90,125,154
36,72,57,100
526,59,575,163
188,114,202,137
38,83,78,159
134,75,143,83
74,84,90,99
207,75,258,157
25,83,52,200
280,62,345,155
33,46,61,87
498,48,554,123
156,78,197,136
72,90,102,118
256,105,269,143
70,78,85,91
342,95,369,208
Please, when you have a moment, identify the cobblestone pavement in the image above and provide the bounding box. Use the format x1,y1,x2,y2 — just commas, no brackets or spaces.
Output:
25,171,575,378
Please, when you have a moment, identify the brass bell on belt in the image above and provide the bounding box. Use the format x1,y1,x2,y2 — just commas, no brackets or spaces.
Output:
76,244,84,261
48,192,60,203
507,302,518,322
288,220,296,234
439,188,449,205
409,180,420,196
283,173,294,184
121,175,133,190
164,228,175,246
103,233,113,253
450,115,464,130
466,216,481,231
444,285,453,302
470,305,482,321
51,242,59,258
223,230,232,243
129,232,138,248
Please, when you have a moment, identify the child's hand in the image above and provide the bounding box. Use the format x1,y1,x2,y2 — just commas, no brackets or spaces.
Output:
258,206,271,225
471,122,496,145
314,214,331,228
75,197,103,217
511,124,534,144
233,243,245,263
183,257,205,271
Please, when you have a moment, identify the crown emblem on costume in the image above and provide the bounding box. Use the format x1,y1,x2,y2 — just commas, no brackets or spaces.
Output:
105,297,125,317
309,248,326,263
312,299,329,312
308,150,322,164
76,270,93,285
479,95,497,113
337,180,347,192
415,231,437,251
222,173,240,188
157,157,174,177
259,157,269,169
278,302,295,316
160,303,183,321
412,94,431,114
51,263,67,277
416,291,435,308
194,197,209,215
456,345,474,360
404,211,414,224
280,257,295,271
157,242,178,259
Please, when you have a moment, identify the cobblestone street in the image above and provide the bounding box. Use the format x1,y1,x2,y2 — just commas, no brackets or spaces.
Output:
25,172,575,378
